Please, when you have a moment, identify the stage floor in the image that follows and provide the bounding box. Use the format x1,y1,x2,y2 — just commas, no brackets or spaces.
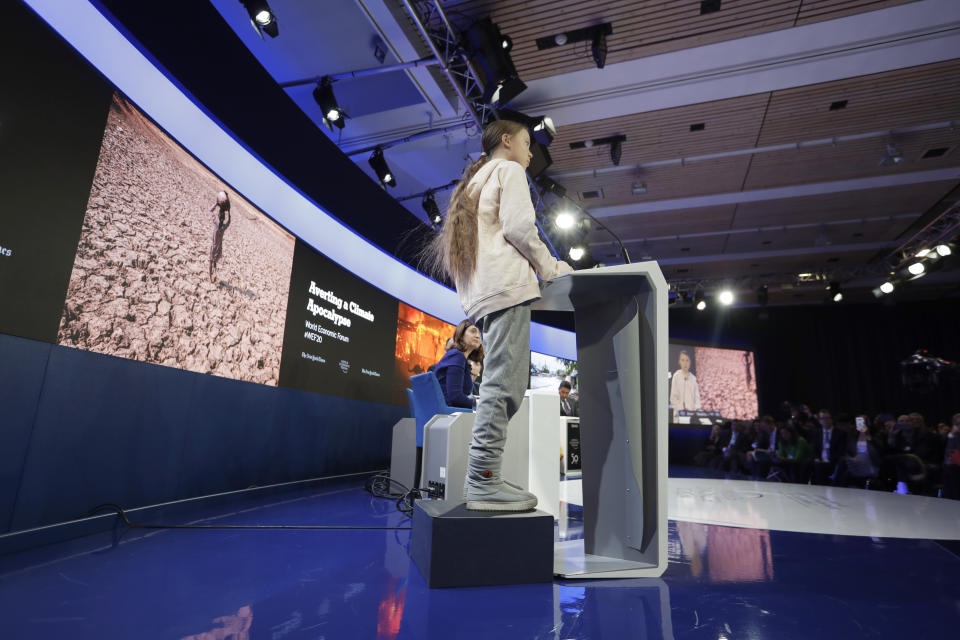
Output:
1,475,958,639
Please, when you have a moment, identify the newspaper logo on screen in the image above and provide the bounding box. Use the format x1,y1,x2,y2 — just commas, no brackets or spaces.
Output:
339,359,350,373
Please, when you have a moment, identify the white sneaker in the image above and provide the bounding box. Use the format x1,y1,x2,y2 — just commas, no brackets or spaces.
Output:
465,481,538,512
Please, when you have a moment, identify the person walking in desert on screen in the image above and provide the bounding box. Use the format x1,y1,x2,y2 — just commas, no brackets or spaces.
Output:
209,190,231,282
670,350,702,410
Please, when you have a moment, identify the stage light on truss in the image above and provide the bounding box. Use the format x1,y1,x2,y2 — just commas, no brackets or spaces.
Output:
915,248,931,258
368,147,396,188
935,243,952,257
829,282,843,302
719,289,734,305
568,246,585,262
241,1,279,38
531,116,556,146
907,262,925,276
313,77,345,130
490,76,527,107
554,211,576,230
880,281,895,294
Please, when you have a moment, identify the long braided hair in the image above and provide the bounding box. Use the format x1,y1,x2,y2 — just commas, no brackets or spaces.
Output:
424,119,527,290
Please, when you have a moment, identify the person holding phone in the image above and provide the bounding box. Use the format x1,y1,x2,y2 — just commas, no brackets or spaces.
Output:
833,415,880,486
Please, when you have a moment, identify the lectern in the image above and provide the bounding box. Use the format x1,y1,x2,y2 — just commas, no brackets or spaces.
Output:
534,262,668,578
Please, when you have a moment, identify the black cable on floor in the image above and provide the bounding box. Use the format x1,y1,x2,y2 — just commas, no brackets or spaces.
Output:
86,503,411,531
363,473,425,516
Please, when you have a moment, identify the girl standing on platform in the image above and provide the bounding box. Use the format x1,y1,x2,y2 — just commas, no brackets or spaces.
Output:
428,120,572,511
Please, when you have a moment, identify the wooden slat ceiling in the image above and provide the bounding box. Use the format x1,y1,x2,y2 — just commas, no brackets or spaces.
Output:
547,59,960,213
440,0,919,81
756,58,960,145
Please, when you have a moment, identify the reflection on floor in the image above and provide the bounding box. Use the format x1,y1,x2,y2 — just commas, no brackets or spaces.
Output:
561,475,960,540
1,477,958,639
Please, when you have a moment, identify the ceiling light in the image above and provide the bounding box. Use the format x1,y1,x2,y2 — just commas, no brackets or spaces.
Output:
880,281,894,294
569,246,585,261
313,77,345,130
422,191,442,229
591,27,608,69
935,244,952,257
531,116,556,146
554,33,568,46
907,262,925,276
501,35,513,51
368,147,396,188
719,290,734,305
241,1,279,38
880,142,904,166
555,211,576,230
694,290,706,311
610,139,622,166
829,282,843,302
696,300,707,311
797,272,813,278
915,248,930,257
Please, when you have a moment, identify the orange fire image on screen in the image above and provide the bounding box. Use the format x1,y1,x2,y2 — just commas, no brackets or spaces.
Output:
395,302,456,379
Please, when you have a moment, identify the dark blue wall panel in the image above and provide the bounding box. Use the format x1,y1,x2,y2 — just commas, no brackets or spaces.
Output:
0,334,52,532
3,335,405,533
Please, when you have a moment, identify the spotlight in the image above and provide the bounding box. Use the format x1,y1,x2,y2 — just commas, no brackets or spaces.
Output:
465,19,525,106
610,139,622,166
569,246,585,262
797,272,813,278
555,211,576,230
907,262,925,276
757,285,769,306
531,116,556,146
829,282,843,302
694,290,706,311
241,1,278,38
915,248,930,258
313,77,345,130
880,142,903,166
591,26,608,69
422,191,442,229
880,281,895,294
719,290,734,306
490,77,527,107
368,147,396,187
936,244,952,257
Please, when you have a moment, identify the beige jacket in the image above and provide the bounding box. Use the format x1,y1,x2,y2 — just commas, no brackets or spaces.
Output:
458,158,572,322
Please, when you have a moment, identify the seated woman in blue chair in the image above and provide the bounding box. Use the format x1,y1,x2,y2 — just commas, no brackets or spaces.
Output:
434,319,484,409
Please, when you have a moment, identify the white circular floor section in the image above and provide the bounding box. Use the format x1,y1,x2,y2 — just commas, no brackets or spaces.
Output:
559,478,960,540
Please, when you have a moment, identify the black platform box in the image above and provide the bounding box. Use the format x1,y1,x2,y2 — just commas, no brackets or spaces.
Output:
410,500,555,588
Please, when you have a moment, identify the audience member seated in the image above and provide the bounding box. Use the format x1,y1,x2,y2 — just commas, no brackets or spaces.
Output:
693,424,724,467
772,424,813,483
832,414,881,487
469,359,482,395
881,414,929,494
559,380,578,417
942,414,960,500
433,319,484,409
717,420,753,475
748,415,778,480
810,409,849,485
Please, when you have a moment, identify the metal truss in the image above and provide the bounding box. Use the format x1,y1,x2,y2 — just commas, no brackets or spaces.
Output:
400,0,494,132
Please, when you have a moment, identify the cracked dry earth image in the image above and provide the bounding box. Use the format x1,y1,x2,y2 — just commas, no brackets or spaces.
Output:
58,94,295,385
